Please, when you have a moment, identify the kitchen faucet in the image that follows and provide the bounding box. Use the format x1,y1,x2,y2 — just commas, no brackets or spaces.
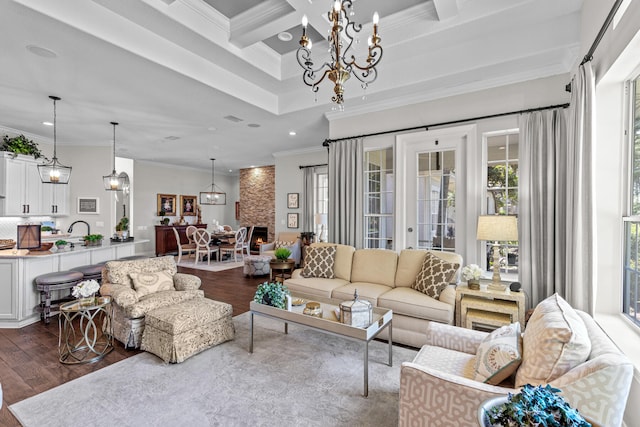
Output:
67,220,91,236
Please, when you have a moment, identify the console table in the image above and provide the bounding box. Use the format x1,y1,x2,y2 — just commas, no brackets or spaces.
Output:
155,224,207,256
455,284,525,330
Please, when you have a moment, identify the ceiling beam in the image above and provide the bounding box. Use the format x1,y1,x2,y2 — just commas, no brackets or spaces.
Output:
229,0,299,48
432,0,459,21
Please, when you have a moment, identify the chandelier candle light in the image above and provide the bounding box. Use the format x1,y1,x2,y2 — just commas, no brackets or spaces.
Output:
103,122,125,191
38,96,72,184
297,1,382,106
476,215,518,291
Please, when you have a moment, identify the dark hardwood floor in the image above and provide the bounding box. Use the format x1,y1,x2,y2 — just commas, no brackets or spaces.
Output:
0,265,262,426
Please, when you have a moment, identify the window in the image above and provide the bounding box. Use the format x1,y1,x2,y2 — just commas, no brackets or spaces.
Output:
484,131,519,275
314,169,328,241
623,75,640,328
364,148,394,249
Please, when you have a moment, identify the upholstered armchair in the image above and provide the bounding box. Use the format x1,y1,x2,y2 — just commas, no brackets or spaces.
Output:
260,231,301,265
100,256,203,349
399,302,633,427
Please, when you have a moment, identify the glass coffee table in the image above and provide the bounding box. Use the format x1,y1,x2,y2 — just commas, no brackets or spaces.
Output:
249,293,393,397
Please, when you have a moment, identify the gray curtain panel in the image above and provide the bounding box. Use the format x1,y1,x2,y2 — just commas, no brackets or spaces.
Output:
519,62,594,313
302,166,315,232
328,138,363,247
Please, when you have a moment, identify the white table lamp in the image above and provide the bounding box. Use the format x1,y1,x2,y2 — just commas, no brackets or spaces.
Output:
476,215,518,291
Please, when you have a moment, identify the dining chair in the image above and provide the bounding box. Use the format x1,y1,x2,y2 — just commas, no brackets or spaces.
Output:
193,228,218,265
172,227,197,264
220,227,247,262
185,225,197,245
242,226,254,256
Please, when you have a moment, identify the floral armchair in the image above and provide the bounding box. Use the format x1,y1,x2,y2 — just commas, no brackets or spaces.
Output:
260,231,301,265
100,256,203,348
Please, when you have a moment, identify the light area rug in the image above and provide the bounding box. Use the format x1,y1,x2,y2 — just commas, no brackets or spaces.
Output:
176,257,244,272
10,312,417,427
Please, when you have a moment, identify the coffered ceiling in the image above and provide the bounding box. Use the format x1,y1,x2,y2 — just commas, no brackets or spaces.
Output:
0,0,582,172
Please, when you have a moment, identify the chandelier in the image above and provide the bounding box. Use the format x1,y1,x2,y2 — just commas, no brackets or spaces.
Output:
199,158,226,205
38,96,72,184
103,122,125,191
297,1,382,105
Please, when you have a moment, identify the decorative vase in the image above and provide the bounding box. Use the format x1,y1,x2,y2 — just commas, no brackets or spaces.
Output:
79,295,96,307
468,279,480,290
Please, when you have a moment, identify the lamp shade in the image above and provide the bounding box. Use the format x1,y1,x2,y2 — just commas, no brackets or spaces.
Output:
476,215,518,242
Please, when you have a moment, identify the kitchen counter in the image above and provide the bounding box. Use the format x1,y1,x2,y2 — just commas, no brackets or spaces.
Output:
0,238,149,328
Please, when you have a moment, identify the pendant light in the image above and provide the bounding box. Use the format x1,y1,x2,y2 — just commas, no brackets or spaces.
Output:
103,122,125,191
199,158,226,205
38,96,72,184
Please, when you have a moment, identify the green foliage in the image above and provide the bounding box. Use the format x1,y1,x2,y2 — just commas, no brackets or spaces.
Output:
1,134,46,160
84,234,104,242
41,226,53,231
55,240,67,246
116,216,129,231
253,282,290,309
274,247,292,260
487,384,591,427
487,164,518,214
159,209,166,217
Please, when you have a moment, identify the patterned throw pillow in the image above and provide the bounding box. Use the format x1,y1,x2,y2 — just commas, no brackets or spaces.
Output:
412,253,459,299
129,270,175,298
473,323,522,385
302,246,337,278
275,240,295,249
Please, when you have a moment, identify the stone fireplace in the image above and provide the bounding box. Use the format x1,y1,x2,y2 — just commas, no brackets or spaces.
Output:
245,226,268,253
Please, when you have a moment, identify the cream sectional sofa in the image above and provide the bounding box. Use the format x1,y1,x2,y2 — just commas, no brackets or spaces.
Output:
284,243,462,348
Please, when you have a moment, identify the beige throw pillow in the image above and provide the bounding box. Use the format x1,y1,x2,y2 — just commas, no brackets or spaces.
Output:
129,270,175,298
302,246,336,278
275,240,295,249
473,323,522,385
515,293,591,387
412,253,459,299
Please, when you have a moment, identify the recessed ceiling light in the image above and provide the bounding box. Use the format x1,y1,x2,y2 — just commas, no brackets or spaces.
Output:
289,131,296,136
247,123,261,128
26,44,57,58
223,115,243,123
42,121,53,126
228,169,233,173
278,32,293,41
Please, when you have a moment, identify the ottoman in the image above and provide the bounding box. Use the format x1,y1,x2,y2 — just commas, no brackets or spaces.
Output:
141,298,235,363
243,255,272,277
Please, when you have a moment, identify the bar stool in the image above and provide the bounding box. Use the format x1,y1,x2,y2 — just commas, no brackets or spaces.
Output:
70,263,105,284
34,270,84,324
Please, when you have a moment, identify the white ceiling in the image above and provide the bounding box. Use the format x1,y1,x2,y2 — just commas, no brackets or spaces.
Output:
0,0,582,173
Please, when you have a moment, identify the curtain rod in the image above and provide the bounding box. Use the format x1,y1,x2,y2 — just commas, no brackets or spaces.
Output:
299,163,327,169
322,102,569,146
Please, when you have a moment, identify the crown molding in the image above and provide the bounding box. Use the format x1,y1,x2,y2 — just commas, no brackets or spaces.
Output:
272,144,326,158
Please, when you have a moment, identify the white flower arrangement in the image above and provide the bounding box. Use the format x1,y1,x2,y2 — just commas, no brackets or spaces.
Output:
461,264,482,281
72,279,100,299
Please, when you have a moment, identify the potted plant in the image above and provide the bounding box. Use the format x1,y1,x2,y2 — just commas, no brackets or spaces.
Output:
253,281,290,309
41,225,53,236
479,384,592,427
462,264,482,289
84,233,104,247
1,134,47,160
274,247,292,261
54,239,67,250
115,216,129,239
159,209,170,225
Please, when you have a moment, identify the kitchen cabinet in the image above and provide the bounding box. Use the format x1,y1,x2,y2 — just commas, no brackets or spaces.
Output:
0,153,69,216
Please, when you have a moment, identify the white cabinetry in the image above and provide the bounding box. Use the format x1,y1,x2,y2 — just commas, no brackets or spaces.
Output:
0,153,69,216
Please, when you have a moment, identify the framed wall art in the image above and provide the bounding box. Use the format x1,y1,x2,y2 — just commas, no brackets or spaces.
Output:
287,213,299,229
180,195,197,216
157,194,177,216
287,192,299,209
77,197,100,214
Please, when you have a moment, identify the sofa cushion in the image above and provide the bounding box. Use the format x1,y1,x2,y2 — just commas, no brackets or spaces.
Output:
129,270,175,298
515,293,591,387
105,256,177,289
285,274,349,299
332,282,392,307
310,243,355,281
377,287,454,323
395,250,427,288
412,253,460,299
413,344,476,379
301,245,336,278
473,323,522,385
350,249,398,287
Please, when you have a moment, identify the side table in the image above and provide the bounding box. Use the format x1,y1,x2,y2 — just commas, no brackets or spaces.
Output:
269,259,296,282
455,284,525,330
58,296,114,364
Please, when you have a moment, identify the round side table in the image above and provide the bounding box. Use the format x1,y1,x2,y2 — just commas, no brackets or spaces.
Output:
269,259,296,282
58,296,114,364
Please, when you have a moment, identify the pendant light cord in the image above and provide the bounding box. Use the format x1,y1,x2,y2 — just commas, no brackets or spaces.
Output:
52,98,57,159
211,158,216,191
111,122,118,173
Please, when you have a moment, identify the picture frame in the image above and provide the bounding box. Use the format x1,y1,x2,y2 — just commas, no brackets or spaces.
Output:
180,195,197,216
287,213,299,229
77,197,100,214
157,194,177,216
287,192,299,209
235,201,240,220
